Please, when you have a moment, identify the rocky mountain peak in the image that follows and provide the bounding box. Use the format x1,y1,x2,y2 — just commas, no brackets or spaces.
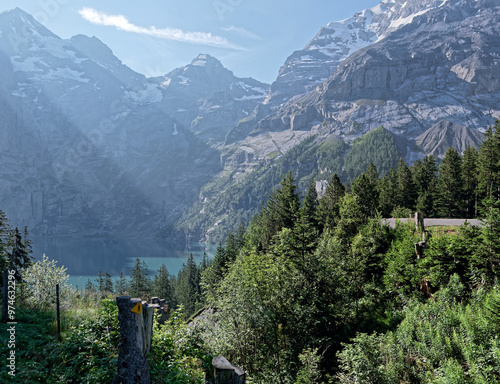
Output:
190,53,223,68
0,7,51,32
265,0,459,106
0,7,60,55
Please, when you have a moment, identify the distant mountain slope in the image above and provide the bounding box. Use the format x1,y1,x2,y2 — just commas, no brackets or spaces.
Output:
0,8,267,237
181,0,498,241
265,0,452,106
152,54,269,142
344,127,403,179
416,120,484,158
232,0,498,164
1,1,498,242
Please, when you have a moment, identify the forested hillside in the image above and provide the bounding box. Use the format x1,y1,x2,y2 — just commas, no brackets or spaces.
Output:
1,122,500,383
179,120,500,243
189,121,500,382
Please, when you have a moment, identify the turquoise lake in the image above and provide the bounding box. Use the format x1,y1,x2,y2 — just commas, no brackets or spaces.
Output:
31,237,215,289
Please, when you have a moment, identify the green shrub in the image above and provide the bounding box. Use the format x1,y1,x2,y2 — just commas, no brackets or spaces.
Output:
151,307,213,383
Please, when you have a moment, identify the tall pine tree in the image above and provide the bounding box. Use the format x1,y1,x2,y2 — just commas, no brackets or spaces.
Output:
129,258,151,298
152,264,172,304
176,254,201,316
317,173,345,231
6,227,34,283
395,158,417,211
462,146,479,218
378,168,398,217
436,147,464,218
115,272,128,295
290,179,320,261
352,163,379,218
257,171,301,249
478,122,500,202
412,155,438,216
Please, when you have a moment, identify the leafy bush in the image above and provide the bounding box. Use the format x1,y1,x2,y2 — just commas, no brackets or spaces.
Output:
21,254,71,310
0,298,118,383
151,307,213,383
47,298,119,383
337,286,500,383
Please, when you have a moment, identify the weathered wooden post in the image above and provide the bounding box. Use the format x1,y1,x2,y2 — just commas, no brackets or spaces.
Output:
112,296,155,384
415,212,424,232
212,355,246,384
56,284,61,341
151,297,168,324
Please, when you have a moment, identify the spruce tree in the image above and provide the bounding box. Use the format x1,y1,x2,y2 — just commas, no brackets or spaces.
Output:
289,179,320,262
104,271,114,294
129,258,151,298
334,193,366,241
436,147,464,218
176,254,201,316
301,179,319,230
85,279,95,292
395,158,416,211
462,146,479,218
412,155,438,216
268,171,301,231
115,272,128,295
378,168,398,217
352,163,379,218
478,122,500,202
258,171,301,249
201,242,227,300
225,223,246,262
152,264,172,303
0,211,9,273
6,227,34,283
317,173,345,231
95,269,105,293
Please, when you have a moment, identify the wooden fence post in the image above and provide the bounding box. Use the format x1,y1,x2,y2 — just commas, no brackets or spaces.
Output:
56,284,61,341
112,296,153,384
415,212,424,232
211,355,246,384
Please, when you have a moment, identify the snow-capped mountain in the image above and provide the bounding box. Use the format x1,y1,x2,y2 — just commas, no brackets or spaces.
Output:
266,0,460,105
2,0,500,242
152,53,269,141
184,0,500,241
228,0,500,159
0,8,267,237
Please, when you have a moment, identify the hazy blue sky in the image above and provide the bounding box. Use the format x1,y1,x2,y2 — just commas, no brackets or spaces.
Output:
1,0,381,83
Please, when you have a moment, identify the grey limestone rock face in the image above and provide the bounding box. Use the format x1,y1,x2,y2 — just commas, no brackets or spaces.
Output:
3,1,500,241
183,0,500,241
238,0,499,164
416,120,484,158
265,0,451,106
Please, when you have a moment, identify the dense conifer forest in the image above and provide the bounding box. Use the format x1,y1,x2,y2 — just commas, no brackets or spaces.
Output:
1,121,500,383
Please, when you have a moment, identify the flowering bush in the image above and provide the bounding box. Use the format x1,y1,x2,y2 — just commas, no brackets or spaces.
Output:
21,254,72,309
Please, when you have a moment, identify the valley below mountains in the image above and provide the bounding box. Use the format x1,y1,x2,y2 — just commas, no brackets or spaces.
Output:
1,0,500,243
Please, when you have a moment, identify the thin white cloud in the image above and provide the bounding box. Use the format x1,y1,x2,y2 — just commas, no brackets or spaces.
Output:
221,26,263,41
79,7,244,50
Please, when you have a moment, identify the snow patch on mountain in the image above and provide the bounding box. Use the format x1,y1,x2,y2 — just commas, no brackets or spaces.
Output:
42,67,89,83
387,9,430,30
267,0,452,105
125,82,163,104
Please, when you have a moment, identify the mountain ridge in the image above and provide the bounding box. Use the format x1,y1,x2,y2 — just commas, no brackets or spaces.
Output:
0,2,498,242
180,0,499,241
0,8,267,238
